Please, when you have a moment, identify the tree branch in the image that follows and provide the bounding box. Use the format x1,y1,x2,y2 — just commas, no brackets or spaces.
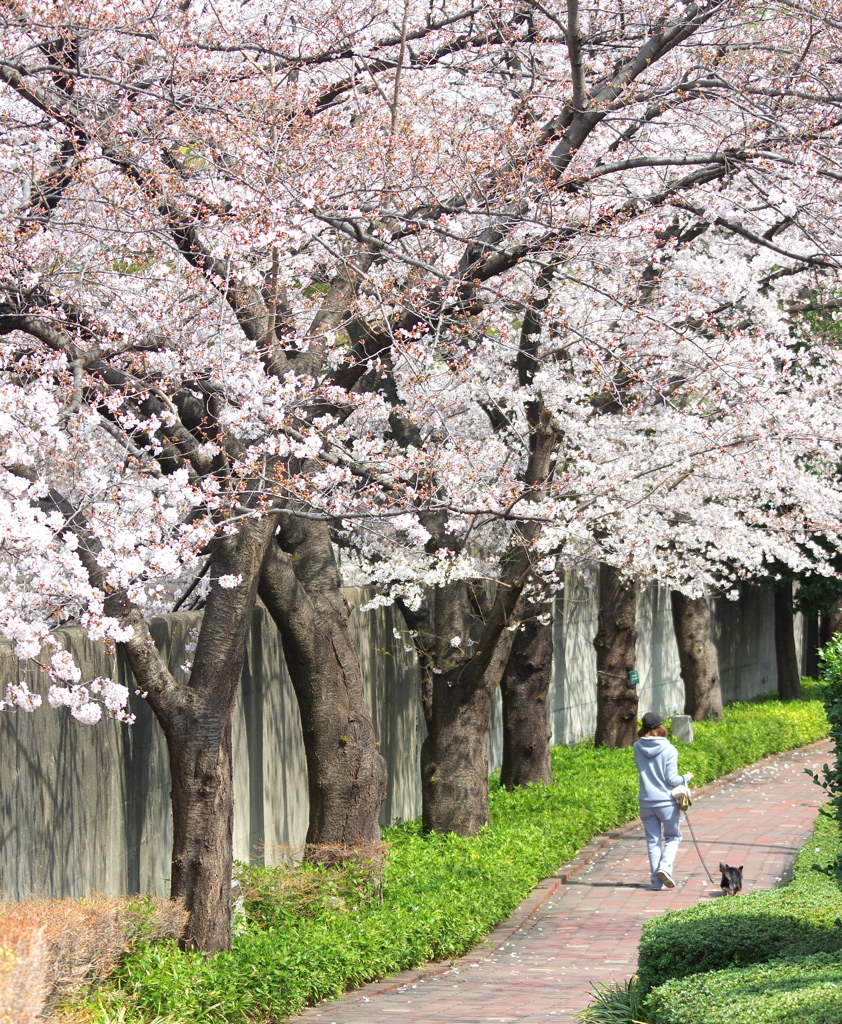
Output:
566,0,586,113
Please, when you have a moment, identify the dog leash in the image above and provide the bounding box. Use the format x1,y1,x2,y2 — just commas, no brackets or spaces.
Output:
683,808,717,885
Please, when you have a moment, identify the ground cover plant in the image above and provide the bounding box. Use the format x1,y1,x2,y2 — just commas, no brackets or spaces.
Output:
59,693,827,1024
644,812,842,1024
651,950,842,1024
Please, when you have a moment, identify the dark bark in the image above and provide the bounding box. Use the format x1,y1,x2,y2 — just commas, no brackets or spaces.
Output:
258,517,387,861
670,591,723,721
409,499,552,833
593,564,638,747
166,701,236,951
420,668,494,834
820,608,842,648
774,581,803,700
500,596,553,790
111,515,277,951
404,579,517,835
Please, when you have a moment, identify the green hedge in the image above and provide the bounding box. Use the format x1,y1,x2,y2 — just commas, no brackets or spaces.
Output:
650,951,842,1024
815,641,842,866
78,693,828,1024
638,810,842,996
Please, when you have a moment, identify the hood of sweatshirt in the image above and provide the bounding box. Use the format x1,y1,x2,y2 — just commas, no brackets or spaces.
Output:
636,736,670,759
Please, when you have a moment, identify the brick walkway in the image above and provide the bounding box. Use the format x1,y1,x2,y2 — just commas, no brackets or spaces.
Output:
290,741,832,1024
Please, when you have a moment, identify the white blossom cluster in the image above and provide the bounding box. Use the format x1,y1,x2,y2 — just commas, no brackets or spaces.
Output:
1,681,42,713
47,679,134,726
0,0,841,721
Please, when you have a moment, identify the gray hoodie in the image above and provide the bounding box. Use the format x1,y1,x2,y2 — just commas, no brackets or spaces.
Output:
633,736,691,807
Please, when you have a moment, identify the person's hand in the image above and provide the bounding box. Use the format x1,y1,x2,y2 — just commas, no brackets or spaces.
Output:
685,772,694,781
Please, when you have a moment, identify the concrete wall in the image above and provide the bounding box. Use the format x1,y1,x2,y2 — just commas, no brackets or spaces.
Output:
545,575,799,747
0,616,192,900
0,577,803,900
710,583,782,701
547,572,695,747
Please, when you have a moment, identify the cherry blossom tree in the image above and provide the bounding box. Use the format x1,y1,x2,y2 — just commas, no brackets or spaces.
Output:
352,0,842,801
3,0,842,946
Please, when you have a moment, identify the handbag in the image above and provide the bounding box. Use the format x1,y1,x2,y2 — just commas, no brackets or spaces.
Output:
671,783,692,811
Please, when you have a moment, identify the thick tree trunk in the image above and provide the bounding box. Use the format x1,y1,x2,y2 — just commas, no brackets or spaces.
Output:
593,564,638,747
406,579,516,835
259,519,386,861
670,591,723,721
166,703,236,951
774,581,803,700
421,675,493,834
112,515,277,951
500,598,553,790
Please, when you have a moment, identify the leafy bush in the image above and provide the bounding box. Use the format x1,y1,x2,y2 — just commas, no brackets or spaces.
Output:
809,640,842,857
637,811,842,992
72,695,828,1024
650,951,842,1024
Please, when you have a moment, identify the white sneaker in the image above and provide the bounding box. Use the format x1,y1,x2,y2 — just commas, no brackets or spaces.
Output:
657,869,676,888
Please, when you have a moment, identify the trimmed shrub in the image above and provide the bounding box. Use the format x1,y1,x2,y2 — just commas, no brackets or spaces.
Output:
811,640,842,863
650,951,842,1024
637,810,842,992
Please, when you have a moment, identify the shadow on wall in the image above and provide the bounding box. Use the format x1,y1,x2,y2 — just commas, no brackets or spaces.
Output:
548,573,798,747
709,582,779,702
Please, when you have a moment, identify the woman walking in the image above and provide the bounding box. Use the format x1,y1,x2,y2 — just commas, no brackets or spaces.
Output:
634,711,693,889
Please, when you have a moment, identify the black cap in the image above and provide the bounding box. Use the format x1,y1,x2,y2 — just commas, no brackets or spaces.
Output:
641,711,663,730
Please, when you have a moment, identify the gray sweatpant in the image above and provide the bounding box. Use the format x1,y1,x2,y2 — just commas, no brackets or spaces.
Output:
640,801,682,888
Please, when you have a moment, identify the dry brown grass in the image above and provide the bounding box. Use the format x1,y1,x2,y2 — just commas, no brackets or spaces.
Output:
235,841,387,931
0,895,186,1023
0,916,47,1024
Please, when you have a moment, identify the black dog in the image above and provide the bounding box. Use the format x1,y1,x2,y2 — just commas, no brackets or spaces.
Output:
719,863,743,896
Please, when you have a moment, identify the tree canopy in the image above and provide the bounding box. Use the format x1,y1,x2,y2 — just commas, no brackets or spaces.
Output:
1,0,842,948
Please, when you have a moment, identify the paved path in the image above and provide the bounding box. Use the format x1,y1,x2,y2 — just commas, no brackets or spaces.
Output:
291,741,832,1024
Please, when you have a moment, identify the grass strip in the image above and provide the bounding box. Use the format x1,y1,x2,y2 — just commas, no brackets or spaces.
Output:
72,690,828,1024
